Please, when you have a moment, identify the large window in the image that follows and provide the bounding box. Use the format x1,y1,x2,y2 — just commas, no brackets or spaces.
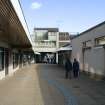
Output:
59,33,70,41
0,48,4,71
95,36,105,46
13,53,19,69
35,30,48,41
48,32,57,41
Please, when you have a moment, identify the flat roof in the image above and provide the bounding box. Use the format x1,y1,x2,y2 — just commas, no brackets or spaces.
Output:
57,46,72,52
72,21,105,39
10,0,32,45
0,0,32,48
34,28,59,32
59,32,69,34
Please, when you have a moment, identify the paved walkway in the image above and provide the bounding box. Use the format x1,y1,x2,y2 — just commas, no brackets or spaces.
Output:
0,64,105,105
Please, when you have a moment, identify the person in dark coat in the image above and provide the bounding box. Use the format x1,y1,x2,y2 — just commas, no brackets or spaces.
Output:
65,58,72,79
73,58,80,78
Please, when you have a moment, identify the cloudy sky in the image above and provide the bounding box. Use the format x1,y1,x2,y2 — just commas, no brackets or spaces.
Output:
20,0,105,34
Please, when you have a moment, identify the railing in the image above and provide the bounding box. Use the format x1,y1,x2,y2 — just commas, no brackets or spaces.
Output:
34,45,56,48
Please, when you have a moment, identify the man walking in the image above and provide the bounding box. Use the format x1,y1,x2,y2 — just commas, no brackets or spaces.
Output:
73,58,80,78
65,58,72,79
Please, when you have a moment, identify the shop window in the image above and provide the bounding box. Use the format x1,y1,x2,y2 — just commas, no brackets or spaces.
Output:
13,53,19,69
0,48,4,71
95,36,105,46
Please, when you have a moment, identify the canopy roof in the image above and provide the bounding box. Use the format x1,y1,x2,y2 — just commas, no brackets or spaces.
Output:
0,0,32,49
57,44,72,52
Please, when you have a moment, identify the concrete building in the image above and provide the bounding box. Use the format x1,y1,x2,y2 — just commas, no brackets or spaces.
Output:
32,28,59,63
0,0,33,79
72,21,105,78
57,32,72,65
59,32,70,48
32,28,71,63
33,28,59,53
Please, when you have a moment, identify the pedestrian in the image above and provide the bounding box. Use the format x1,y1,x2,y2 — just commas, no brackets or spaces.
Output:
73,58,80,78
65,58,72,79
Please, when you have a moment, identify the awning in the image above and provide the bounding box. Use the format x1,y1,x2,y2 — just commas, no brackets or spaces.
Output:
0,0,32,49
34,52,41,55
57,46,72,52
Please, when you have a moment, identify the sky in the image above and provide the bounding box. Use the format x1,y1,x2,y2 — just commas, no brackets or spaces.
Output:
20,0,105,34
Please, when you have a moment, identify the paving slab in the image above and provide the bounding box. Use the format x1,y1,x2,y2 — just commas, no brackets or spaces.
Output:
0,64,105,105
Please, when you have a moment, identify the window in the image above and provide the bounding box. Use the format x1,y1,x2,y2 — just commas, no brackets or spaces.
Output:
48,32,57,41
82,40,92,48
59,33,69,41
95,36,105,46
0,48,4,71
35,30,48,40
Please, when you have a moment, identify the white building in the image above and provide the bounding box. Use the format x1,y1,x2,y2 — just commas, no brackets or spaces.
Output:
72,21,105,78
33,28,59,53
32,28,71,63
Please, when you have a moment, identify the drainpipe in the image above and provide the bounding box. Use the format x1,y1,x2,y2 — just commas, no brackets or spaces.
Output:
82,48,85,72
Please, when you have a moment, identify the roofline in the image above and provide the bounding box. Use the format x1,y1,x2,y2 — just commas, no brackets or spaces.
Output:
62,43,71,47
59,32,69,35
10,0,33,45
18,0,33,45
34,28,59,32
59,32,69,33
18,0,30,35
34,28,59,29
72,21,105,39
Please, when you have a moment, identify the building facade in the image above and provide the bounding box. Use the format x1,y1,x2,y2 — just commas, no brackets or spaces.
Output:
32,28,59,63
0,0,33,79
59,32,70,48
72,21,105,78
33,28,59,52
32,28,71,63
58,32,72,66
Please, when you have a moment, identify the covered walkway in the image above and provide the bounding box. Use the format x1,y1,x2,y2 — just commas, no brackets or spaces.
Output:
0,64,105,105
